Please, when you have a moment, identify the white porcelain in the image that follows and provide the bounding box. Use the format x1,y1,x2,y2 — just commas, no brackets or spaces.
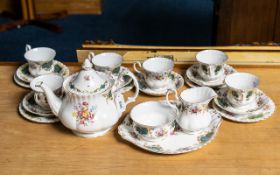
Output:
134,57,174,90
213,90,275,123
14,60,69,89
130,101,176,142
24,44,56,77
196,50,228,81
22,91,53,117
214,88,269,115
90,52,122,73
166,87,217,132
19,102,59,124
118,107,222,154
13,74,30,88
225,72,260,108
30,74,63,110
36,58,139,138
89,52,133,93
186,64,236,87
137,71,184,96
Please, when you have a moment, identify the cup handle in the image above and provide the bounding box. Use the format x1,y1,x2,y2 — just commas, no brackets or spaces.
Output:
166,89,180,115
133,61,143,75
25,44,31,52
209,65,216,78
88,52,95,60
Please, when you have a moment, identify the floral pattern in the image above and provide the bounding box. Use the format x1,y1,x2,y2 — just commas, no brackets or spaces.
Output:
72,102,97,126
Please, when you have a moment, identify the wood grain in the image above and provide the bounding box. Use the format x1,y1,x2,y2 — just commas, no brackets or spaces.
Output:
216,0,280,45
34,0,101,14
0,0,101,15
77,45,280,66
0,62,279,175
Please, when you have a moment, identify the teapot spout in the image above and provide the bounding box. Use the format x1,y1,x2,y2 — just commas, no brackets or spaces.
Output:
31,74,63,116
40,83,62,116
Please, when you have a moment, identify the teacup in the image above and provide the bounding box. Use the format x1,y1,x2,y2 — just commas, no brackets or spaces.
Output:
130,101,176,142
196,50,228,81
225,72,260,108
90,52,123,74
30,74,64,110
24,44,56,77
133,57,174,90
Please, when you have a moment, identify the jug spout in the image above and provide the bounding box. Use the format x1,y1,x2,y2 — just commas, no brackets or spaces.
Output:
40,83,62,116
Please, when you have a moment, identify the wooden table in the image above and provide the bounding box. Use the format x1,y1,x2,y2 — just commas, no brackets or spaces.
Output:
0,61,279,175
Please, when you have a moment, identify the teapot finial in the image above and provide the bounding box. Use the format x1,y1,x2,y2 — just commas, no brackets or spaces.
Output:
82,58,93,70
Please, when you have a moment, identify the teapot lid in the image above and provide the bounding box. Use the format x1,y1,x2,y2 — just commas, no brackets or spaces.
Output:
69,59,110,94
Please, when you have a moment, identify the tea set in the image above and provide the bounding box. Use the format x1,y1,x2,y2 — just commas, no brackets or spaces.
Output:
15,46,276,154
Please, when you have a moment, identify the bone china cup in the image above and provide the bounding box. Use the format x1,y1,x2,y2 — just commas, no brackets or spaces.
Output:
30,74,64,110
134,57,174,90
130,101,176,142
24,44,56,77
196,50,228,81
225,72,260,108
91,52,123,74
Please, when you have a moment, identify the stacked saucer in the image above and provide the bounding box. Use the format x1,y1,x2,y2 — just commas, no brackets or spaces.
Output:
184,50,236,88
19,92,59,123
14,44,69,88
213,73,275,123
133,57,184,96
18,74,64,123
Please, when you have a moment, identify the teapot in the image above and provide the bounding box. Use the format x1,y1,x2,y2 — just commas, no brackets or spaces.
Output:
34,58,139,138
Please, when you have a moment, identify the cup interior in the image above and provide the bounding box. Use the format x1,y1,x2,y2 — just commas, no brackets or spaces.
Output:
143,57,174,73
92,53,123,68
225,72,259,90
180,87,217,104
130,101,175,127
24,47,56,62
30,74,64,92
196,50,228,65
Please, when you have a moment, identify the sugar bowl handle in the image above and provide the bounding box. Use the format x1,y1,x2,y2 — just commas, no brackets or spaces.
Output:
166,89,180,115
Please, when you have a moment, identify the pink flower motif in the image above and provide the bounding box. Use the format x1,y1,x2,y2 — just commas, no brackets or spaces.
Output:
83,102,88,106
84,75,90,81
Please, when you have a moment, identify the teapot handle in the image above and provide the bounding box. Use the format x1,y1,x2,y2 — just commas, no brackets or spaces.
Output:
166,89,180,116
118,69,139,106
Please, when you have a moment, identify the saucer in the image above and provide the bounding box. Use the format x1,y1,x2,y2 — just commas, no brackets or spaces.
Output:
214,88,269,115
186,64,236,87
19,103,59,123
213,94,275,123
118,108,222,154
22,91,53,117
184,76,199,88
13,74,30,88
136,71,184,96
15,60,70,88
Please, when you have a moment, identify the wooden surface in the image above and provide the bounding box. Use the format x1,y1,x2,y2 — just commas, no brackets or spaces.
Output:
0,0,101,15
216,0,280,44
77,45,280,65
0,62,279,175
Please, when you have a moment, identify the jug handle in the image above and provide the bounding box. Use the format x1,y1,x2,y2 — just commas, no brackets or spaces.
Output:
166,89,180,115
25,44,31,52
